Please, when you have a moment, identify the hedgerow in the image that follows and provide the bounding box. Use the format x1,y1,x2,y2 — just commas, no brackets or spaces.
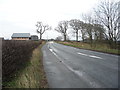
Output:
2,40,41,85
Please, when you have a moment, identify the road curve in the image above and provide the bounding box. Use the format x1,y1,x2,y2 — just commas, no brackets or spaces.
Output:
42,41,119,88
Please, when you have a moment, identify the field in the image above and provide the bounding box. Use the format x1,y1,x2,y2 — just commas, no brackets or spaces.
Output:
57,41,120,55
2,40,48,88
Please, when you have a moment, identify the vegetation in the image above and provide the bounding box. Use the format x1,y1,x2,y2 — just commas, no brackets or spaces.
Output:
57,41,120,55
55,21,69,41
54,0,119,49
36,22,51,40
2,40,48,88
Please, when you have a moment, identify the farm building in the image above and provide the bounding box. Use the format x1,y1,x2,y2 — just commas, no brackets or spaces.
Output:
30,35,38,41
11,33,30,40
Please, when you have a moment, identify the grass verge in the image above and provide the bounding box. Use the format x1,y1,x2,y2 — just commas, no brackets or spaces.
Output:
57,41,120,55
4,41,48,88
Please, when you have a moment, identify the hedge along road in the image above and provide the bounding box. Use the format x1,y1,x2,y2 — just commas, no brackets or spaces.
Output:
42,41,119,88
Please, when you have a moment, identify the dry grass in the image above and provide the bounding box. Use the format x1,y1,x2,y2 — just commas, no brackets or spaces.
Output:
57,41,120,55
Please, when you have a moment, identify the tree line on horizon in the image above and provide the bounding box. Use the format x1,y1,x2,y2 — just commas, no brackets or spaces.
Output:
36,0,120,49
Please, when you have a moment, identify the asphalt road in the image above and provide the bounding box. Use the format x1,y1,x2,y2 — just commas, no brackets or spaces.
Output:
42,41,119,88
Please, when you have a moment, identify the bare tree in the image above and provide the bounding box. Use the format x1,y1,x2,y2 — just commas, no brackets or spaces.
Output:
91,17,106,42
93,23,105,41
82,14,94,45
94,1,119,48
80,22,87,42
55,21,68,41
36,22,51,40
118,1,120,40
69,19,83,41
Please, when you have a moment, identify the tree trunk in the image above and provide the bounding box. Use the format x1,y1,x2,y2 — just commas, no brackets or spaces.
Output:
90,35,93,47
76,30,78,42
64,34,66,41
40,34,42,40
82,35,84,42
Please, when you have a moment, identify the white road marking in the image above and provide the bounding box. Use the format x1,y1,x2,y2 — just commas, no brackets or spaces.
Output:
78,52,103,59
78,52,88,56
49,49,53,52
49,48,101,88
49,48,59,58
63,61,101,88
89,55,102,59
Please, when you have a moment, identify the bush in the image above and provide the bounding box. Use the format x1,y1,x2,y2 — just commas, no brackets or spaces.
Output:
2,40,41,84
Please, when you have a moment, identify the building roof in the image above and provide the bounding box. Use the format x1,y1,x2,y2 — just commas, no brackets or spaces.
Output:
12,33,30,38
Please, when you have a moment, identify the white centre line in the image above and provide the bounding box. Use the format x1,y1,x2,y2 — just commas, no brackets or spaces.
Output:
78,52,88,56
89,55,102,59
49,48,101,88
78,52,103,59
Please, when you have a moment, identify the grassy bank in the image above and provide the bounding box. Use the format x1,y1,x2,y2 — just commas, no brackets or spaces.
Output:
57,41,120,55
4,41,48,88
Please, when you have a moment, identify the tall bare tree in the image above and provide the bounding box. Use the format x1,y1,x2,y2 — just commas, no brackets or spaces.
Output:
80,21,87,42
118,1,120,40
55,21,68,41
36,22,51,40
69,19,83,41
82,14,94,45
95,1,119,48
93,23,105,41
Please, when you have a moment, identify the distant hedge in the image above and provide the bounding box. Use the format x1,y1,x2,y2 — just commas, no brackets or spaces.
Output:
2,40,41,84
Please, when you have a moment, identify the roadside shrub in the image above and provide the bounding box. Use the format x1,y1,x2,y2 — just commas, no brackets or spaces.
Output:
2,40,41,84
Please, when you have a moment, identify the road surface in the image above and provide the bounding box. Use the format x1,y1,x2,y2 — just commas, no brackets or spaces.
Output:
42,41,119,88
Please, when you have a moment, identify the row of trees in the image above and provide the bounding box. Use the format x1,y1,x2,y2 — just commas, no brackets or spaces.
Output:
54,0,120,48
35,1,119,48
55,19,105,43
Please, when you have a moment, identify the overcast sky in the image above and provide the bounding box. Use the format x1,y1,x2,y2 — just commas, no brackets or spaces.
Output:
0,0,117,39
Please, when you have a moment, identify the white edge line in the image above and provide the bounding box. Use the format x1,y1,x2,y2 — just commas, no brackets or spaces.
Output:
49,49,101,87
